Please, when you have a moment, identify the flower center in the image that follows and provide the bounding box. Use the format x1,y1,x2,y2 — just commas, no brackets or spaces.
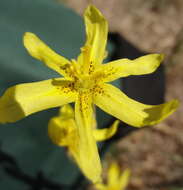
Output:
75,75,95,91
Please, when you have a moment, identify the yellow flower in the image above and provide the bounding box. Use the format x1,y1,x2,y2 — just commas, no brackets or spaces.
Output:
95,163,130,190
0,5,178,182
48,104,119,182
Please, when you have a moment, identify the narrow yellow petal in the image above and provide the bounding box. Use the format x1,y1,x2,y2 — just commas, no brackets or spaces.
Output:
79,5,108,73
23,32,71,77
75,92,102,183
119,169,131,190
84,5,108,65
0,79,77,123
107,162,120,186
98,54,164,82
94,83,179,127
93,120,119,142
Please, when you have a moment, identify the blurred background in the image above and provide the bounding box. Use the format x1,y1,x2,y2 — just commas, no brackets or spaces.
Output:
0,0,182,190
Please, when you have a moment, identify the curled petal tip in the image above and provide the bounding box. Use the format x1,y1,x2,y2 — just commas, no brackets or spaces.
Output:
24,32,34,37
85,4,106,22
23,32,38,45
159,54,165,62
23,32,42,60
171,99,180,110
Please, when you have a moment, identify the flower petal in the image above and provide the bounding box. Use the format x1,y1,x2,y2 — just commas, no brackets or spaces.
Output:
107,162,120,186
94,83,179,127
0,79,77,123
78,5,108,73
95,183,106,190
119,169,131,190
48,105,76,146
23,32,71,77
48,112,76,148
93,120,119,142
75,92,102,183
98,54,164,82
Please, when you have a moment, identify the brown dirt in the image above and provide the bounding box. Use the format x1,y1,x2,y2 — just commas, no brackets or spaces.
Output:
116,124,183,190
